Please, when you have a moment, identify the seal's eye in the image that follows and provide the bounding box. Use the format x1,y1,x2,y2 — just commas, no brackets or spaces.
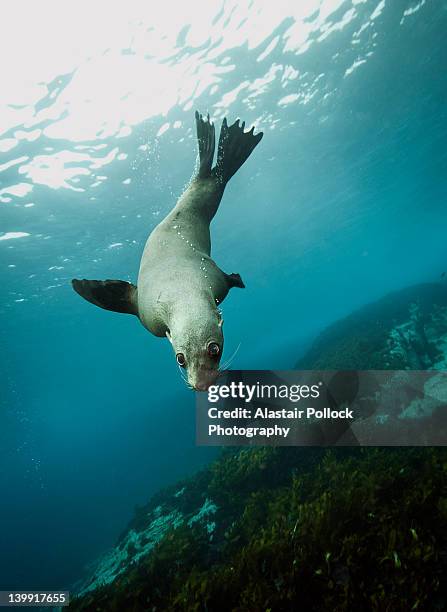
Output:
176,353,186,367
207,342,220,358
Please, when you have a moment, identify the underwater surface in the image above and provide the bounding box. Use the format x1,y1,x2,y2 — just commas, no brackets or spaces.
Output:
1,0,446,596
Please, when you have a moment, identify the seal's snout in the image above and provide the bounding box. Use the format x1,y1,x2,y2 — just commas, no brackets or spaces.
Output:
190,368,219,392
194,380,212,392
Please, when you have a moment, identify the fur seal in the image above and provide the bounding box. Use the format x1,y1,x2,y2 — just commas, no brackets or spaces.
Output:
72,112,263,390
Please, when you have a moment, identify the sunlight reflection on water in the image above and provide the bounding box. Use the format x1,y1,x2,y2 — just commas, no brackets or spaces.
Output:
0,0,436,313
1,0,394,192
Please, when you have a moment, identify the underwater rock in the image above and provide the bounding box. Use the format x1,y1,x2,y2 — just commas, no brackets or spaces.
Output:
73,491,218,598
296,283,447,371
399,373,447,420
296,283,447,444
70,283,447,611
75,507,184,596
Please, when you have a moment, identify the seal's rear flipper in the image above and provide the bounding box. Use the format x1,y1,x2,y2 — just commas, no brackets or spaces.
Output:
213,118,263,185
72,279,138,315
195,111,215,178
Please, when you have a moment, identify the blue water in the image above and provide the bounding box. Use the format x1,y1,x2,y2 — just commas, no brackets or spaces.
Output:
1,0,446,592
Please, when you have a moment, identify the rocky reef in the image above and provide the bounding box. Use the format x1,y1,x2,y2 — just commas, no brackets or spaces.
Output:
70,283,447,611
296,283,447,371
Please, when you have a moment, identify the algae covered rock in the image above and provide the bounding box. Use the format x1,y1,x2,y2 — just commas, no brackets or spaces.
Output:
297,283,447,370
70,447,447,611
70,283,447,611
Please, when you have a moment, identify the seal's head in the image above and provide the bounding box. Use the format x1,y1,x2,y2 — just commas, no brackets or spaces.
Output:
167,312,223,391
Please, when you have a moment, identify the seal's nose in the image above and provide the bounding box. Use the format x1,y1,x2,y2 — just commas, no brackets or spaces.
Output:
191,370,219,392
194,380,212,392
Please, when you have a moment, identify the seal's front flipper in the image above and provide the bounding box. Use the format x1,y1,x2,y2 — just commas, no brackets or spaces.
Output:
72,279,138,315
213,118,263,185
226,272,245,289
214,271,245,304
195,111,215,178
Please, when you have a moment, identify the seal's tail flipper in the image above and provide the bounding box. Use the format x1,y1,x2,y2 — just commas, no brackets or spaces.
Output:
195,111,215,178
213,118,263,185
72,279,138,315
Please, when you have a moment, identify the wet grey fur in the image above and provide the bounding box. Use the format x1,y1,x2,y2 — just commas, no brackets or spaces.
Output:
72,112,263,390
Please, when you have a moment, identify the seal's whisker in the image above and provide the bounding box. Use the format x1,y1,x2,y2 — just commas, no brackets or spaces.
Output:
182,374,194,390
177,365,189,387
220,342,241,372
223,342,241,369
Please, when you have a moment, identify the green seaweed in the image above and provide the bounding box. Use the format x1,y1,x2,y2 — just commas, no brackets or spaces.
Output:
70,448,447,612
70,284,447,611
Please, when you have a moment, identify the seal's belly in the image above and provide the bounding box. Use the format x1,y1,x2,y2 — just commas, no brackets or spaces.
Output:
136,177,226,336
137,237,226,336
